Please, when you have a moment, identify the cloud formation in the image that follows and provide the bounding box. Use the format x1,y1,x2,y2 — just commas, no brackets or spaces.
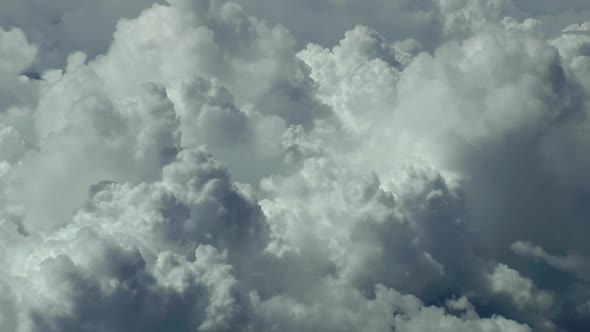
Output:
1,0,590,331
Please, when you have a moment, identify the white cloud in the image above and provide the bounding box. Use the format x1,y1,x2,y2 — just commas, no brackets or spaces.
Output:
19,230,242,331
487,263,553,311
512,241,590,281
0,27,38,113
0,0,160,70
2,0,590,330
250,283,532,332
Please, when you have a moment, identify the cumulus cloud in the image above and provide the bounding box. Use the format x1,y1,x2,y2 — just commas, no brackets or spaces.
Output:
0,0,160,70
1,0,590,331
486,263,555,327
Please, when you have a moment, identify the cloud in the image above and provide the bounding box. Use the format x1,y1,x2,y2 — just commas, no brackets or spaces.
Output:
512,241,590,281
0,27,38,114
486,263,554,311
20,229,242,332
249,283,532,332
2,0,590,331
0,0,160,70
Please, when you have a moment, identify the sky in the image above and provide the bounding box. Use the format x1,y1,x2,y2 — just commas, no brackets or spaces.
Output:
0,0,590,331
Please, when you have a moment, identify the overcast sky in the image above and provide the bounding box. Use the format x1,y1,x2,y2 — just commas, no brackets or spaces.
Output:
1,0,590,331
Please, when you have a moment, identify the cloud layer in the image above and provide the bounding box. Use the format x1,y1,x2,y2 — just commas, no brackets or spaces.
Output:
1,0,590,331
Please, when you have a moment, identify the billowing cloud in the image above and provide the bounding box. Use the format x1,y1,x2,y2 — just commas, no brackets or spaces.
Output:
0,0,160,70
1,0,590,331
